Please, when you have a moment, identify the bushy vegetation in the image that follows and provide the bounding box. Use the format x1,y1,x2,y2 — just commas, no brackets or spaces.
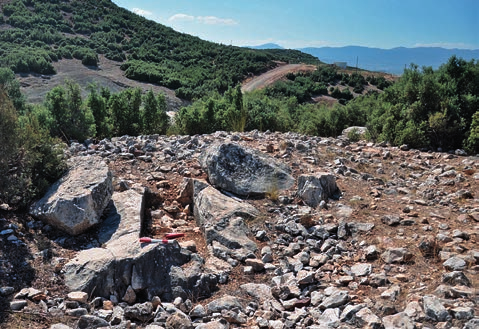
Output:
0,0,319,99
173,56,479,154
263,66,390,105
0,66,172,206
0,86,66,208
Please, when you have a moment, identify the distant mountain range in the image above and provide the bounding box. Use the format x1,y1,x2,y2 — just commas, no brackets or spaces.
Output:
248,44,479,75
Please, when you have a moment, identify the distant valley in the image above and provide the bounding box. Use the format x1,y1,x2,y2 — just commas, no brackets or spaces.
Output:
248,44,479,75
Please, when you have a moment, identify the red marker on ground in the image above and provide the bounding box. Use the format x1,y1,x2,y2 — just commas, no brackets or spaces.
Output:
139,237,176,244
165,233,185,239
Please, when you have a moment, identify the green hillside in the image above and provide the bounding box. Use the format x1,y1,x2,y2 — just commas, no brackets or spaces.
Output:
0,0,319,99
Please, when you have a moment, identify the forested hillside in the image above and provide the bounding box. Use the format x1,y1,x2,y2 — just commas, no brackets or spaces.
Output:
0,0,319,100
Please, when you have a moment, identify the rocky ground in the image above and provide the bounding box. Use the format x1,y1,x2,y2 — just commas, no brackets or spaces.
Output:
1,130,478,329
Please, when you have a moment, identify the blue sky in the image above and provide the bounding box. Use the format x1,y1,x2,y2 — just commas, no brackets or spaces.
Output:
111,0,479,49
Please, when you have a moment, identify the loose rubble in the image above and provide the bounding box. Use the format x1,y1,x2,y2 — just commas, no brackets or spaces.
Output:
1,130,478,329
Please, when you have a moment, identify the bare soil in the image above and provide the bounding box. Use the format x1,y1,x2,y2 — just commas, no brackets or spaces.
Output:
16,56,189,111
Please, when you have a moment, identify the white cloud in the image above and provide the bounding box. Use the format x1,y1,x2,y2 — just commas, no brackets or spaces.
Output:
413,42,476,49
132,8,153,17
168,13,195,22
168,13,238,26
197,16,238,26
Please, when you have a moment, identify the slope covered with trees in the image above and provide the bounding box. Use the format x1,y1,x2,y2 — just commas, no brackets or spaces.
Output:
0,0,319,100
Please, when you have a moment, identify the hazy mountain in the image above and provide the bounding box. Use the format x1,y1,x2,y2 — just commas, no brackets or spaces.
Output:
247,43,285,50
299,46,479,75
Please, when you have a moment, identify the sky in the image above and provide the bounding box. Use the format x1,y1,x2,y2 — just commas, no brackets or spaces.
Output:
111,0,479,50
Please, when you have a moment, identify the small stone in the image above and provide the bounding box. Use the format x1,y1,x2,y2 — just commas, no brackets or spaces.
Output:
67,291,88,304
351,263,372,276
0,287,14,296
422,295,449,322
122,285,136,304
319,289,349,309
355,307,382,328
245,259,265,272
450,307,474,320
381,248,412,263
381,215,401,226
77,315,109,329
10,300,27,311
65,308,88,317
382,312,415,329
190,304,207,318
442,271,471,286
103,300,114,310
443,257,466,271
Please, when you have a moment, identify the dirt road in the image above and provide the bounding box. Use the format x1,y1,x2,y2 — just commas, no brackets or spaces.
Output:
241,63,316,92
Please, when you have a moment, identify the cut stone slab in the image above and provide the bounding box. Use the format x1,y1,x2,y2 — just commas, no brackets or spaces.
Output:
98,188,145,245
64,187,191,300
297,173,341,207
30,156,113,235
199,142,294,197
193,179,259,257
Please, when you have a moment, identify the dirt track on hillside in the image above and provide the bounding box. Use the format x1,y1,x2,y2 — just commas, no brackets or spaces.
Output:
241,63,317,92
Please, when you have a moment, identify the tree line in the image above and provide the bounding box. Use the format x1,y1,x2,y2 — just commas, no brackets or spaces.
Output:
0,67,170,207
174,56,479,154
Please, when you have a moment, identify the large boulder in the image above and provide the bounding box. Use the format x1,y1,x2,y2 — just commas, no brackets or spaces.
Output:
64,187,191,301
190,179,259,261
199,143,294,197
297,173,341,207
30,156,113,235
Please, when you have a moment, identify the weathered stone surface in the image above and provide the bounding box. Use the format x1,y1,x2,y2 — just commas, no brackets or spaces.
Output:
30,156,113,235
355,307,382,329
450,307,474,320
423,295,449,322
206,295,243,313
464,318,479,329
343,126,368,137
195,320,229,329
404,301,426,321
351,263,372,277
64,188,191,301
124,302,154,322
10,300,27,311
165,311,192,329
319,289,349,309
77,315,109,329
199,142,294,196
340,304,365,323
381,248,412,263
240,283,273,302
443,256,466,271
98,188,145,245
67,291,88,304
193,179,259,257
382,312,415,329
442,271,471,286
297,173,341,207
381,215,401,226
